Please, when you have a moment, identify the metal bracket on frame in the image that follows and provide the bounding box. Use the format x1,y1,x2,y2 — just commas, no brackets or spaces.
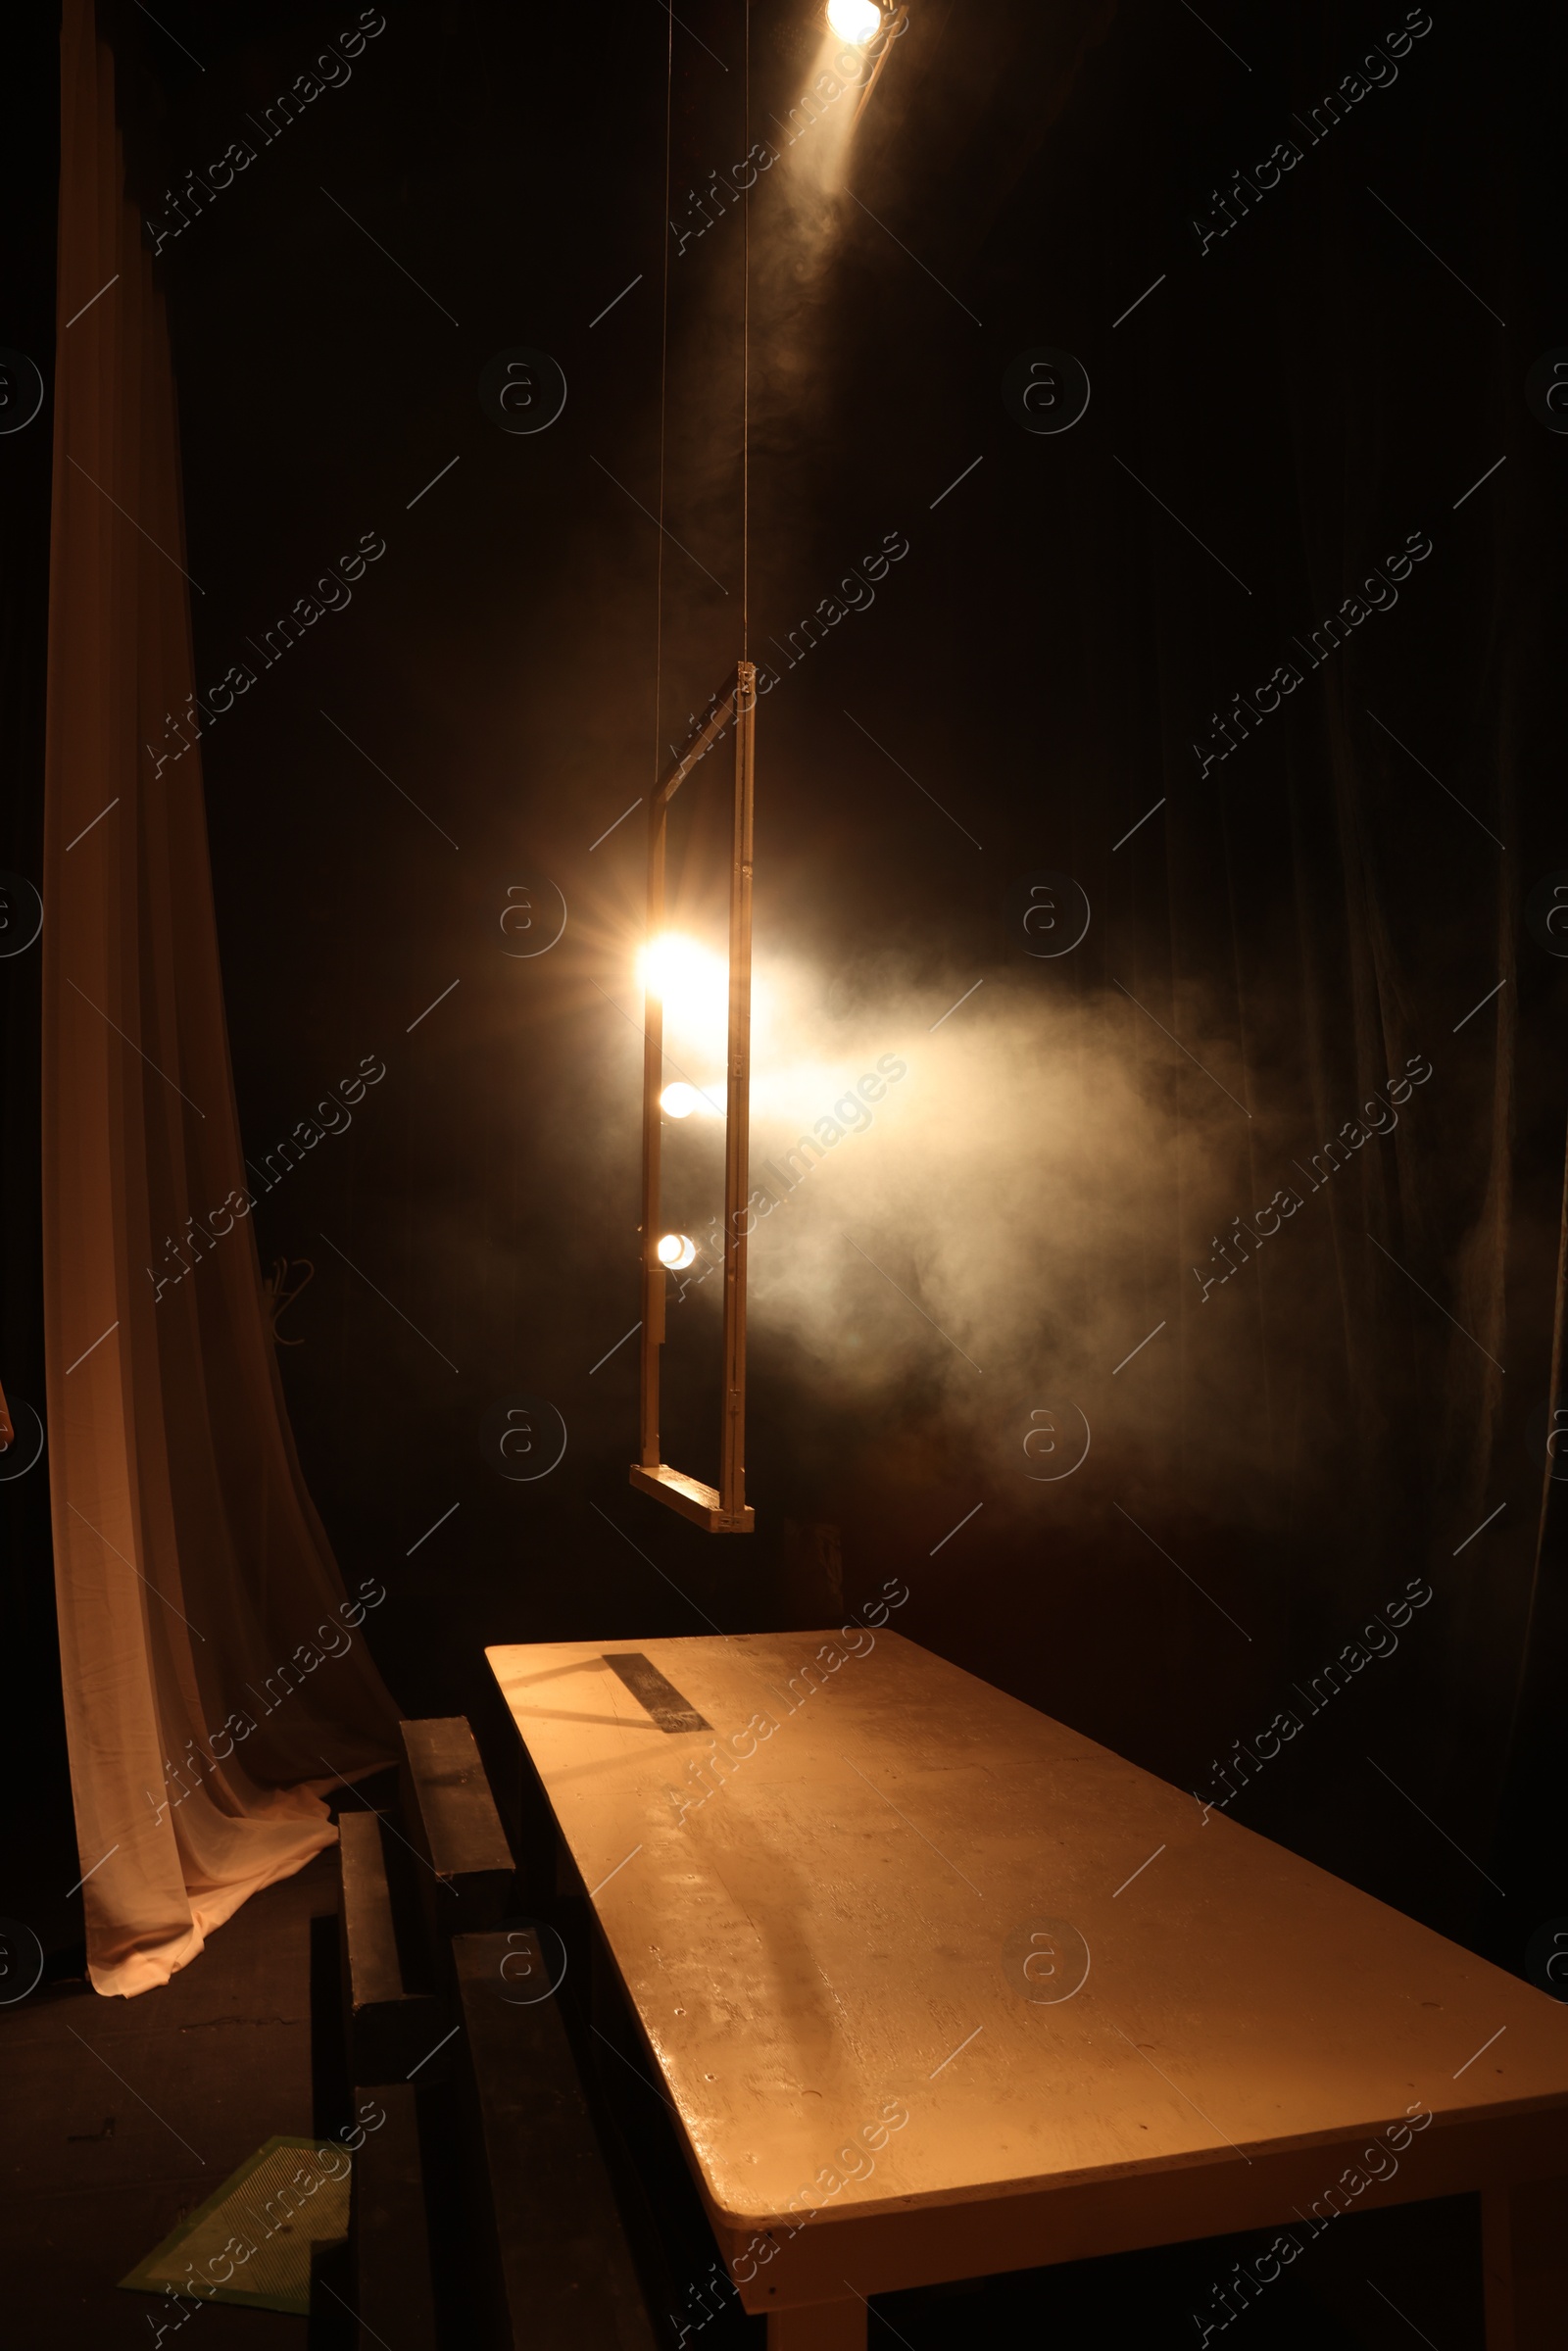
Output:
629,661,757,1535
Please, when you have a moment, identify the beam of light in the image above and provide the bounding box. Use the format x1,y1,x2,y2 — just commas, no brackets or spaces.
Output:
658,1233,698,1270
783,17,890,200
827,0,883,43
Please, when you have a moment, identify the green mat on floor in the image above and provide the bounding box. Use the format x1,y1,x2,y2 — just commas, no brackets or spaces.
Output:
120,2135,351,2316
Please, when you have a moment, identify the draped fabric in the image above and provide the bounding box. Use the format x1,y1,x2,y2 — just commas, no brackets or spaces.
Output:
43,0,398,1998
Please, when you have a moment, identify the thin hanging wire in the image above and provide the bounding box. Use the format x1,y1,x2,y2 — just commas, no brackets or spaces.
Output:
653,0,675,779
742,0,751,660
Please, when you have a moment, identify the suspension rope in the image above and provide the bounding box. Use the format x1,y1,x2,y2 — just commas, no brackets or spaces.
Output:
742,0,751,661
653,0,675,780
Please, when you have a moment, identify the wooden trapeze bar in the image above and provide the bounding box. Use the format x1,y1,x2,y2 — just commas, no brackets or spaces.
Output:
630,660,757,1535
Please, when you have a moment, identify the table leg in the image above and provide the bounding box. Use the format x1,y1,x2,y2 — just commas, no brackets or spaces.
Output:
1483,2177,1568,2348
766,2298,868,2349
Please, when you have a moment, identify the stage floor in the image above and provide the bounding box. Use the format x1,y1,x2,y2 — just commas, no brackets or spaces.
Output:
0,1847,334,2348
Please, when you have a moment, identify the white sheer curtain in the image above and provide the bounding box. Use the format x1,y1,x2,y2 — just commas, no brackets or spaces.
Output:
43,0,399,1997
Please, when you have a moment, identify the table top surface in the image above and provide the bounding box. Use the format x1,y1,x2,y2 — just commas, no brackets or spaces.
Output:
485,1629,1568,2231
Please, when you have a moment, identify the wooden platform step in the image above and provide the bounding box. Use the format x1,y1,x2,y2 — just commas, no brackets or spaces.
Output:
453,1930,660,2350
337,1808,443,2085
350,2083,438,2351
400,1716,515,1940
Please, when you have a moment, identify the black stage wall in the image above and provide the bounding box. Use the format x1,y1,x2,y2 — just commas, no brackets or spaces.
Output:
4,0,1566,1985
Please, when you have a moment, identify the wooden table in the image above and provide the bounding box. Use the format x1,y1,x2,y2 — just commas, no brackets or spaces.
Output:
485,1629,1568,2348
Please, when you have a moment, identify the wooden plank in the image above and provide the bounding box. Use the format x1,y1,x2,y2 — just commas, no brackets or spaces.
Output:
338,1810,441,2085
340,1811,404,2008
351,2082,437,2349
637,784,667,1467
627,1461,753,1533
453,1931,660,2350
638,668,741,1480
633,659,758,1537
485,1632,1568,2312
655,680,738,808
717,661,756,1526
400,1716,514,1933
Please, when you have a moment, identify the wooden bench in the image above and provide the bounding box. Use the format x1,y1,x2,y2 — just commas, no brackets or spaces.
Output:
336,1808,443,2086
400,1716,515,1943
349,2082,438,2349
452,1929,660,2350
342,1725,659,2345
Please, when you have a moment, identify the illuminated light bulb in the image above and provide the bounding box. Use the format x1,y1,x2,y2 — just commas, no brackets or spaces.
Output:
638,934,731,1058
658,1233,698,1270
661,1083,702,1119
639,933,720,1002
827,0,882,43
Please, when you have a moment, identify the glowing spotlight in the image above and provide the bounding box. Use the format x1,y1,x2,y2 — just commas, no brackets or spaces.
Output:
657,1233,698,1270
639,933,732,1062
827,0,883,42
639,931,710,997
640,933,724,1007
661,1083,703,1119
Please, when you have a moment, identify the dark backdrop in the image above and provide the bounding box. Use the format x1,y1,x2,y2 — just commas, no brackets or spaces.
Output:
5,0,1566,1993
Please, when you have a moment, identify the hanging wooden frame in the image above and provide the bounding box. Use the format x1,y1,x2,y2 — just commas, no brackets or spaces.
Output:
629,660,757,1534
849,5,910,126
